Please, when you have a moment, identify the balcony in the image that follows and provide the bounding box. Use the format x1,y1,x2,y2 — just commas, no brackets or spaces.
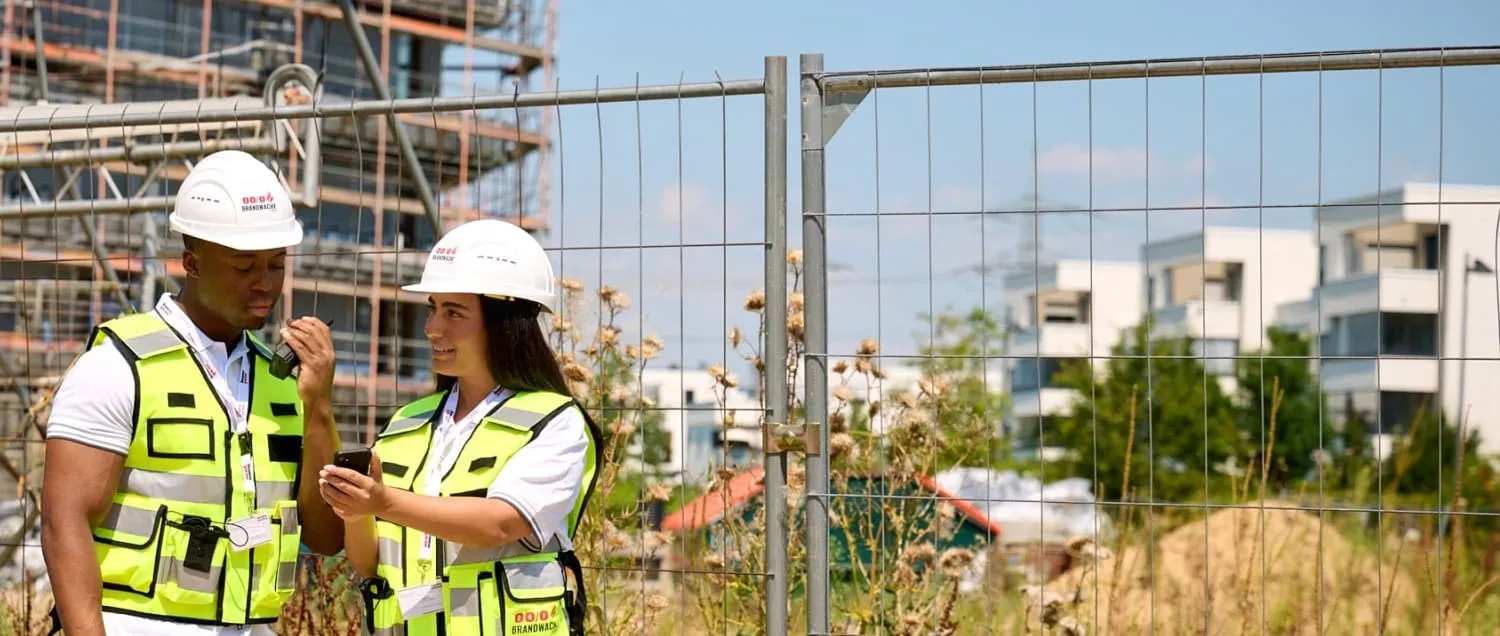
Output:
1008,323,1093,358
1010,387,1079,419
1320,358,1440,394
1150,299,1241,341
1313,269,1441,317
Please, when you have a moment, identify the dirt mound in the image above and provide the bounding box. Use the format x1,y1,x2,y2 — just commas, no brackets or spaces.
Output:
1041,501,1418,635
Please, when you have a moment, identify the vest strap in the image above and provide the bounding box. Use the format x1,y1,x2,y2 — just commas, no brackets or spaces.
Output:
561,550,588,636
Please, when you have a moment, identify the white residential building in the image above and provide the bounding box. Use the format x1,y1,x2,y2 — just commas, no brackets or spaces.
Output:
1142,226,1319,396
1003,259,1142,455
1274,182,1500,458
635,367,761,481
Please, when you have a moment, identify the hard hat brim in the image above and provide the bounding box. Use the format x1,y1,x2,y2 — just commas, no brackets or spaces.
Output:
170,216,303,252
401,280,556,313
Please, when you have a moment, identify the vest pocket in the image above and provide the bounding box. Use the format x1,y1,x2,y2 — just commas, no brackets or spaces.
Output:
249,501,303,616
156,514,229,606
94,503,167,597
496,560,569,636
145,417,216,460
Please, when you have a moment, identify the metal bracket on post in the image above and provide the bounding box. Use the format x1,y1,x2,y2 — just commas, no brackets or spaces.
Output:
819,83,869,147
766,421,822,455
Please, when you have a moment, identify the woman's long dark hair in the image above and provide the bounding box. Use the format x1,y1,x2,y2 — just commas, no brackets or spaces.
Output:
434,295,572,397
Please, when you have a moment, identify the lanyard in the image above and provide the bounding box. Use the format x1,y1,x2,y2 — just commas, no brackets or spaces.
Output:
156,302,256,506
418,386,508,567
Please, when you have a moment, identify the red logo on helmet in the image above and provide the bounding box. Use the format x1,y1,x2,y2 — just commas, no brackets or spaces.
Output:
240,192,277,209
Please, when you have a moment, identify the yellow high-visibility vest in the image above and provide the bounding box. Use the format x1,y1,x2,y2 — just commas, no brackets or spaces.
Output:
358,389,602,636
82,311,307,626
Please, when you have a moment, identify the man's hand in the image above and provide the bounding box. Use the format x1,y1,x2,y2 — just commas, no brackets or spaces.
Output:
41,438,124,636
279,316,335,408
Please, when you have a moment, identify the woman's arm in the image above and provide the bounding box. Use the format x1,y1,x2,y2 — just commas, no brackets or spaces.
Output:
378,489,533,549
321,408,593,552
320,452,534,550
341,514,379,577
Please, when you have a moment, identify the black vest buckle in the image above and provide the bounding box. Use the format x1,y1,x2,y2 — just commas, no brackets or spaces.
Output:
175,516,226,573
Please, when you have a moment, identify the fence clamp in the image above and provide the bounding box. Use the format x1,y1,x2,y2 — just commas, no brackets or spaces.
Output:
766,421,821,455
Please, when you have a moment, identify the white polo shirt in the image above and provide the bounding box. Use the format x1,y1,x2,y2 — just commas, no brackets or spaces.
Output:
45,293,593,634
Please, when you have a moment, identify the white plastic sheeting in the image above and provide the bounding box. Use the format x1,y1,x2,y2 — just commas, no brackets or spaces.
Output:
934,467,1115,545
0,499,48,594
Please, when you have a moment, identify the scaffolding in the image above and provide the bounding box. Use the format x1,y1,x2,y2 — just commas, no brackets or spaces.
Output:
0,0,558,456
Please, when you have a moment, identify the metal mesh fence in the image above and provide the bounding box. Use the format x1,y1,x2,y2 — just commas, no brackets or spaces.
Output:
798,47,1500,635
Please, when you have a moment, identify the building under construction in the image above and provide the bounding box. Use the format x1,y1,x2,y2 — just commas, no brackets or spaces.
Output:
0,0,557,449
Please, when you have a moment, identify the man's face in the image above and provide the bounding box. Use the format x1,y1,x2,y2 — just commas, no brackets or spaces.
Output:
183,240,287,330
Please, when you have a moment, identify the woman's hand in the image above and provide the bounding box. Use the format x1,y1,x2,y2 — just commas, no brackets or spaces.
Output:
319,450,388,520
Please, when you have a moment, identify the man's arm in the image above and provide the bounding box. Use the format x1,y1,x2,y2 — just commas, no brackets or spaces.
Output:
41,440,124,636
280,317,344,556
40,345,135,636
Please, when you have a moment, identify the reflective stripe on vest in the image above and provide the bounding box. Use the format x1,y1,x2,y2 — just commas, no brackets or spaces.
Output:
364,389,601,636
88,312,307,626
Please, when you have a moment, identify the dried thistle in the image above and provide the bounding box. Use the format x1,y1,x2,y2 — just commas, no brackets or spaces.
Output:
645,482,673,503
899,543,937,567
558,278,584,293
786,248,803,266
937,547,975,577
787,311,805,340
598,325,622,347
829,411,848,432
644,594,669,612
832,384,854,403
703,552,726,569
831,360,849,374
788,291,804,312
610,419,637,439
728,326,743,347
856,338,879,357
562,362,592,384
898,392,920,409
641,335,664,360
744,290,766,311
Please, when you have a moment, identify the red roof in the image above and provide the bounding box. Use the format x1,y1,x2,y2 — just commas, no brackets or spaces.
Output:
660,466,766,532
660,467,1003,540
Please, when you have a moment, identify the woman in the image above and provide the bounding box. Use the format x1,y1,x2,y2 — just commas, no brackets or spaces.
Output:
318,218,603,636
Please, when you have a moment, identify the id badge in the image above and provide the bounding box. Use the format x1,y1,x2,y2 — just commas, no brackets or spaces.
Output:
397,581,444,619
228,513,273,552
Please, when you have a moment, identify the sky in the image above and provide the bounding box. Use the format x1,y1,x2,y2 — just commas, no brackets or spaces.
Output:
499,0,1500,386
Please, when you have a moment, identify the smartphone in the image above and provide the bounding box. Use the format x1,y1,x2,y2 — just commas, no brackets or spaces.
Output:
333,445,372,475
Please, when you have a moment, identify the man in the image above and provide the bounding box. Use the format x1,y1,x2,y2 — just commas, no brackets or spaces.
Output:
40,149,345,635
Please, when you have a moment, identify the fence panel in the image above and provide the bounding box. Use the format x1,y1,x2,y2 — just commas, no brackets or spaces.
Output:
0,54,789,636
799,46,1500,635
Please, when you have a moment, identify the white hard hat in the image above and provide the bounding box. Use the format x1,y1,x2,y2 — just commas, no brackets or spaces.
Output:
402,218,558,313
169,149,303,251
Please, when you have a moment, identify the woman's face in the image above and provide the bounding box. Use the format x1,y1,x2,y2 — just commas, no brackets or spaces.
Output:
424,293,488,380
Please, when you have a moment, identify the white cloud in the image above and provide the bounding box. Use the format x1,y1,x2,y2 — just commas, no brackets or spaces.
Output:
1036,143,1212,182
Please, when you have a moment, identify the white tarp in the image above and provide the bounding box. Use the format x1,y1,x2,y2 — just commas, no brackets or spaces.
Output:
0,499,48,594
934,467,1115,545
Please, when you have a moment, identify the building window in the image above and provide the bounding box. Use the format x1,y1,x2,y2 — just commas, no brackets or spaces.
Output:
1011,358,1066,393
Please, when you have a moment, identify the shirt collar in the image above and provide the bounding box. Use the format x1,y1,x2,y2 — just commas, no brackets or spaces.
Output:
154,293,248,361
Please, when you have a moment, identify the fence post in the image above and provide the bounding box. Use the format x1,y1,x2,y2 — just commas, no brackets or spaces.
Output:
762,54,791,636
799,52,831,636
